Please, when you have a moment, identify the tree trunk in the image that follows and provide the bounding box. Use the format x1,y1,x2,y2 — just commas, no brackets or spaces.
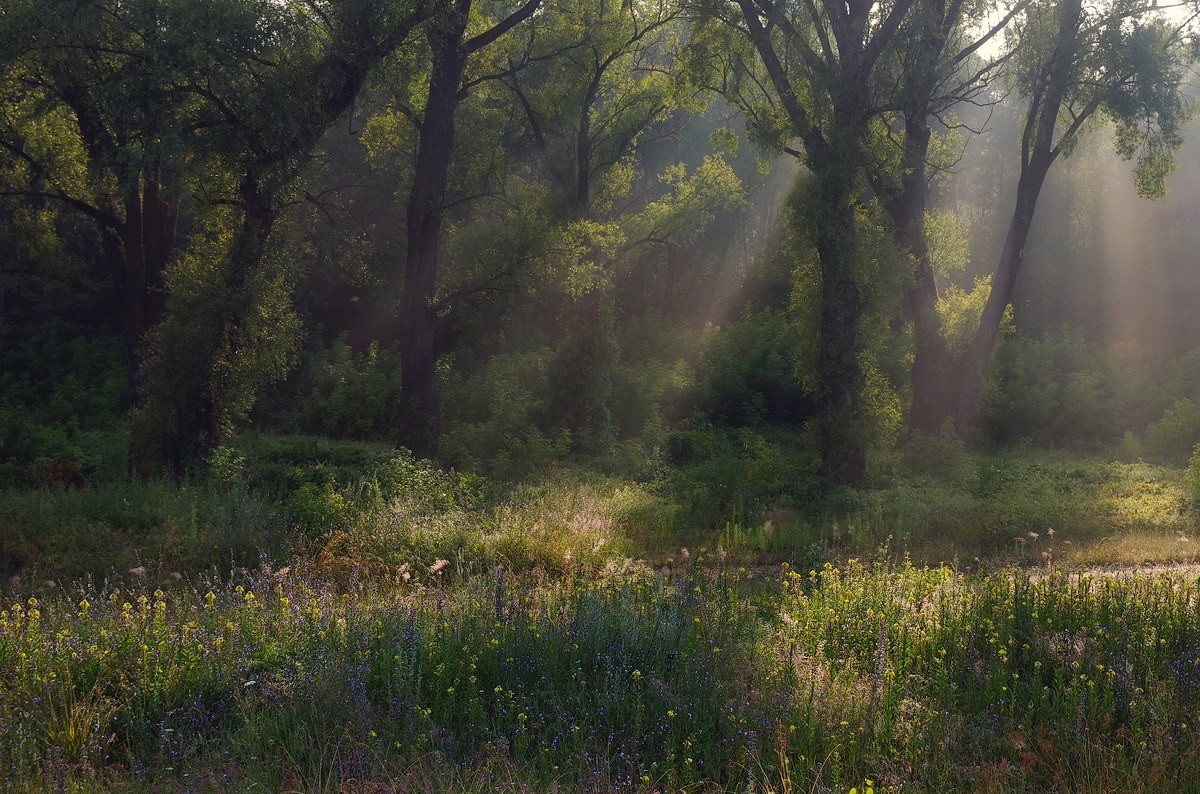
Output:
884,117,961,436
952,156,1053,426
811,156,867,485
946,0,1080,428
396,14,469,458
110,172,177,412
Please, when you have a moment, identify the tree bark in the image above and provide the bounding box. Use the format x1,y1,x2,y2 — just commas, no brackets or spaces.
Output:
948,0,1082,428
952,155,1054,426
396,9,469,458
395,0,542,458
109,172,177,412
811,142,867,485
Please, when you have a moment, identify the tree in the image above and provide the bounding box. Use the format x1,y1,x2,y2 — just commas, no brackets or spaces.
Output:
863,0,1015,434
917,0,1197,431
0,0,192,410
0,0,434,474
130,0,431,473
687,0,927,483
391,0,543,459
504,0,694,452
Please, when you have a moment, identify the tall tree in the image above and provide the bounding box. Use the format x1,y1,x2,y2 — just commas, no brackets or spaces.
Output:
0,0,191,410
687,0,926,483
132,0,431,473
914,0,1197,431
505,0,691,451
391,0,542,459
864,0,1014,434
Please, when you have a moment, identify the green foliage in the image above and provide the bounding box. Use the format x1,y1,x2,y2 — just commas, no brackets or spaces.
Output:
10,534,1200,791
777,562,1200,790
1106,20,1196,200
232,434,478,524
1143,398,1200,466
1184,444,1200,499
987,327,1123,446
697,312,809,426
666,426,822,538
440,348,571,480
0,481,285,586
936,276,991,353
259,336,401,441
901,421,968,480
0,283,128,486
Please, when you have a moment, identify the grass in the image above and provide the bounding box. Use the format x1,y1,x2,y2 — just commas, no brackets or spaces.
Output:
5,433,1200,791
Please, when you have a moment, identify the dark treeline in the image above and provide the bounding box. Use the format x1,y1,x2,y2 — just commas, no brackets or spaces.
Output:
2,0,1200,487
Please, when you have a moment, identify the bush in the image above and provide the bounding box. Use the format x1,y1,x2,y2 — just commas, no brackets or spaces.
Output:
696,311,812,426
901,422,967,480
1143,398,1200,465
986,328,1122,446
258,335,401,441
440,348,572,479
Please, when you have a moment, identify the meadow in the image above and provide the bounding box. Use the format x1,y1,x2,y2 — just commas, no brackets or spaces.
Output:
4,431,1200,792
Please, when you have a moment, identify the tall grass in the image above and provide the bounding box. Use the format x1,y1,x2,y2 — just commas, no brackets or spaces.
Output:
775,561,1200,790
7,435,1200,790
0,563,768,792
5,562,1200,791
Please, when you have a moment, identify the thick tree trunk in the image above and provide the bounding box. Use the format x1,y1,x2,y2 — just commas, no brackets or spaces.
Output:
110,174,177,411
396,17,469,458
393,0,541,457
811,159,867,486
131,180,275,478
907,257,961,435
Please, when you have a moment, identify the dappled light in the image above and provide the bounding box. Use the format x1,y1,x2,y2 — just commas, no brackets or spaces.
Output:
6,0,1200,790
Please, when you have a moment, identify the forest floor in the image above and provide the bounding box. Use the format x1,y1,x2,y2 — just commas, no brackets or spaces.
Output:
4,437,1200,792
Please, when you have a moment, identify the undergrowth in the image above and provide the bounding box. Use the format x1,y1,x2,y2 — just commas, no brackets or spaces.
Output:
5,432,1200,791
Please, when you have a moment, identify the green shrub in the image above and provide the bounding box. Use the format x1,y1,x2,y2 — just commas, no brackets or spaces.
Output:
1184,443,1200,500
1143,397,1200,465
901,422,967,480
987,328,1122,446
258,335,400,441
696,311,811,426
440,348,572,479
